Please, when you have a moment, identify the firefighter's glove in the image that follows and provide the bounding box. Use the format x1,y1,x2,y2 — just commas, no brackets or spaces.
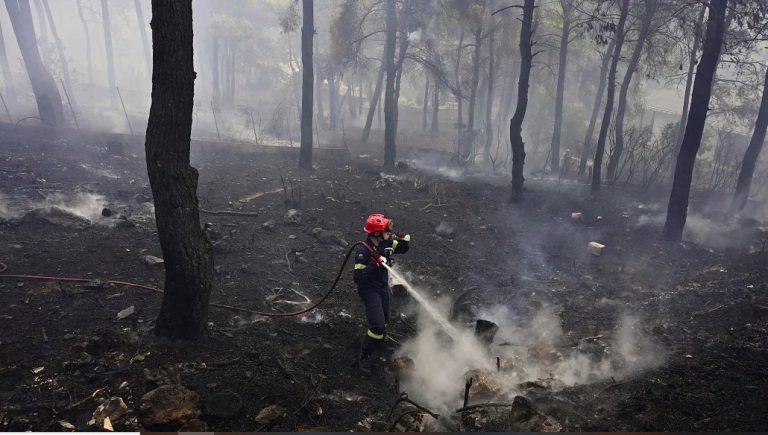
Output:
395,231,407,239
384,247,395,266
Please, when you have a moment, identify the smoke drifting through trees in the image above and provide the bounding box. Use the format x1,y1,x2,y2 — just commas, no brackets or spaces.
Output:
0,0,766,235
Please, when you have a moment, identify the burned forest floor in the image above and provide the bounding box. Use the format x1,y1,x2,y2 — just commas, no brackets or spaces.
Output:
0,126,767,432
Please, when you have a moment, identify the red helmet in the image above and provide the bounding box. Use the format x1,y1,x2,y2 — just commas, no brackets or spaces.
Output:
364,213,391,234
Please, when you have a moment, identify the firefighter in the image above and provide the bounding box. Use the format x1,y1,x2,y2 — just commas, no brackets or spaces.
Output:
352,213,411,374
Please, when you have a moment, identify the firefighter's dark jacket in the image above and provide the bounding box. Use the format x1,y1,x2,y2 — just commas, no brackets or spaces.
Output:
353,234,410,290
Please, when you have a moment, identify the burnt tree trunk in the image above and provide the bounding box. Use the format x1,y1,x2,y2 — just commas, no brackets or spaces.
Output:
135,0,152,80
392,19,410,145
31,0,46,42
422,74,429,130
733,66,768,211
41,0,75,107
591,0,630,194
328,71,338,130
147,0,213,340
383,0,397,171
663,0,727,241
607,0,655,184
361,57,384,143
468,25,483,133
484,16,496,161
0,21,15,101
454,28,465,147
431,74,439,133
677,5,706,147
298,0,313,170
550,0,572,173
101,0,116,106
579,38,614,175
5,0,62,126
510,0,535,203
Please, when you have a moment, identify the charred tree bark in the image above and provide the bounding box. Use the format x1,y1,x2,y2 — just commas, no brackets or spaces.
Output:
392,20,410,145
607,0,655,184
663,0,727,241
510,0,535,203
484,16,496,161
383,0,397,171
550,0,572,173
41,0,75,107
0,21,15,101
328,71,338,130
134,0,152,80
733,66,768,211
455,28,465,146
677,4,706,147
5,0,62,126
468,25,483,133
591,0,630,194
361,57,384,143
422,74,429,130
579,38,614,176
431,74,439,134
298,0,313,170
147,0,213,340
101,0,116,106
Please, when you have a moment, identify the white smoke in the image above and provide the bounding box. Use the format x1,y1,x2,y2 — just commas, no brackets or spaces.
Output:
396,298,665,415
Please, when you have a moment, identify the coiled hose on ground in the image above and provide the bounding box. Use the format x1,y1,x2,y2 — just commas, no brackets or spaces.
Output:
0,241,372,317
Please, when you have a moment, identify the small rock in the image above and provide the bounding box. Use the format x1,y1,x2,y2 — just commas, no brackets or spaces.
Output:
141,255,164,268
93,397,128,426
435,222,455,238
587,242,606,256
31,366,44,374
261,220,276,231
284,209,302,224
255,404,288,426
309,228,348,247
117,305,135,320
102,208,113,217
354,416,374,431
392,356,414,371
138,385,200,428
57,420,76,431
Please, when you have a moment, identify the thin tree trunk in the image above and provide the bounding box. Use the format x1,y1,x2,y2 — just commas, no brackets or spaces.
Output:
361,57,384,143
147,0,213,340
76,0,92,84
134,0,152,80
431,74,439,133
422,74,429,130
31,0,46,42
383,0,397,171
608,0,655,184
455,28,465,146
211,36,220,104
347,80,356,118
579,38,615,175
101,0,116,106
510,0,535,203
733,66,768,211
328,71,338,130
591,0,630,194
663,0,727,241
315,72,324,124
0,21,15,101
392,22,409,143
41,0,75,107
677,4,706,147
298,0,313,170
5,0,62,126
484,16,496,161
228,43,235,105
468,25,482,132
550,0,572,173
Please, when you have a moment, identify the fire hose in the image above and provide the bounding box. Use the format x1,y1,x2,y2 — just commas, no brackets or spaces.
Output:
0,241,377,317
